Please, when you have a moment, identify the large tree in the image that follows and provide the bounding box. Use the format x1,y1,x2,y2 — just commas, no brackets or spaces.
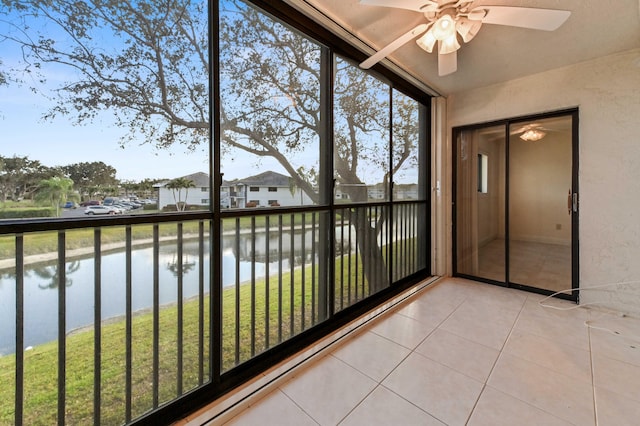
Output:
1,0,209,149
61,161,118,198
1,0,421,290
35,176,77,216
165,177,195,211
0,155,56,202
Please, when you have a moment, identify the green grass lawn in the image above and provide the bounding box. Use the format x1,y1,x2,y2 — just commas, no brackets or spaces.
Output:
0,213,417,425
0,252,370,425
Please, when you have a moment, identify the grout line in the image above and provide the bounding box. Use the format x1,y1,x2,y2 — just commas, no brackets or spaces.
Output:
463,290,529,424
278,387,321,426
194,276,443,424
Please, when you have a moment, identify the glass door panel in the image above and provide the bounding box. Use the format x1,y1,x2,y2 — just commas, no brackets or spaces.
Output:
508,116,573,292
456,125,506,282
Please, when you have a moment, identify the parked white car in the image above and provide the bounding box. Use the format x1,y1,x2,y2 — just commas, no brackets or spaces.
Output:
84,205,121,215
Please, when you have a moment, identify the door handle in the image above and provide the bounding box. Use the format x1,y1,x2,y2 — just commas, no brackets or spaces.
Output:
567,189,572,215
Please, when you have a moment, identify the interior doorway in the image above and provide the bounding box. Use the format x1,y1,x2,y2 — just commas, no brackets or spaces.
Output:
453,109,579,300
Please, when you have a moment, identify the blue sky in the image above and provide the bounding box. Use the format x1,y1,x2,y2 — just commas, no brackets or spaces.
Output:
0,2,414,186
0,9,213,182
1,83,210,181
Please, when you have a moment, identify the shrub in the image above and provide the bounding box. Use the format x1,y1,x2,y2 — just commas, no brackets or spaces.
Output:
0,207,56,219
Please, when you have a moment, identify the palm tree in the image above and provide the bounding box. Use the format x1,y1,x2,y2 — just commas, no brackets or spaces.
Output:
35,177,77,216
165,177,195,211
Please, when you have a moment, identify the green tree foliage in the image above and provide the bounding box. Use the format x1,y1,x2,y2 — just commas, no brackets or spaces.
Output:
0,59,6,86
1,0,209,149
0,154,56,202
165,177,195,211
1,0,420,286
35,176,77,216
61,161,118,198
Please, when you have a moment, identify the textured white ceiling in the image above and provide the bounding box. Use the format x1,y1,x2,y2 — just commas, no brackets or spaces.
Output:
296,0,640,95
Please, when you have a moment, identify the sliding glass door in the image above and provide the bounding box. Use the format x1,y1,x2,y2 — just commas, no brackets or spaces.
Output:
455,125,506,283
454,110,578,299
508,115,574,293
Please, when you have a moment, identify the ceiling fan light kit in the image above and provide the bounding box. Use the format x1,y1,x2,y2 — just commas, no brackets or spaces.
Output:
520,129,546,141
416,30,437,53
359,0,571,76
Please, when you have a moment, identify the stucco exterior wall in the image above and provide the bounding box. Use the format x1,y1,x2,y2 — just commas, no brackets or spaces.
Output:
158,186,210,209
447,48,640,315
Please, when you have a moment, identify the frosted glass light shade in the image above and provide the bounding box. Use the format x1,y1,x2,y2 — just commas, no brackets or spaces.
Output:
432,15,456,40
439,35,461,55
416,29,437,53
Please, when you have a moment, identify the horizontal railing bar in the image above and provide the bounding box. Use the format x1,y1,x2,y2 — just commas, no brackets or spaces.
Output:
0,211,215,235
5,199,428,425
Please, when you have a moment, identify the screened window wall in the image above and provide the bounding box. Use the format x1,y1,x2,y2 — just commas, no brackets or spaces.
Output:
0,0,430,424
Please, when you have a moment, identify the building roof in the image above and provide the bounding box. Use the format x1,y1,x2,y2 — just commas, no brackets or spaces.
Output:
232,171,291,187
154,171,289,188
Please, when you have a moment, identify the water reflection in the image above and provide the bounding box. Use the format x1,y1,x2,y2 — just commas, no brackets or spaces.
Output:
0,229,316,355
31,261,81,289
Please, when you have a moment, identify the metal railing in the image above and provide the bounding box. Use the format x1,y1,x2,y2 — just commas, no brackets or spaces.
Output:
0,202,427,424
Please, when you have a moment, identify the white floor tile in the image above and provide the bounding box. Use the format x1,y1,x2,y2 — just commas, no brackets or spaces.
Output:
503,328,592,383
594,386,640,426
588,314,640,367
415,328,499,383
280,355,377,426
383,352,483,425
592,353,640,403
440,308,513,350
488,353,595,425
197,279,640,426
394,297,458,329
468,386,572,426
339,386,444,426
369,312,435,349
331,330,411,382
223,389,317,426
512,310,590,351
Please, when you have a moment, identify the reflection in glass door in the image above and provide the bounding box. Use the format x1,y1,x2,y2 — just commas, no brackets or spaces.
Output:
455,125,506,283
508,116,573,293
454,111,578,298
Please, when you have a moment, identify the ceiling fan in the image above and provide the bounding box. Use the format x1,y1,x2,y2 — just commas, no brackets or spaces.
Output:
359,0,571,76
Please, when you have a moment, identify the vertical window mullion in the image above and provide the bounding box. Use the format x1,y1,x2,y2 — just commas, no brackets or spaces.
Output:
57,231,66,426
15,234,24,426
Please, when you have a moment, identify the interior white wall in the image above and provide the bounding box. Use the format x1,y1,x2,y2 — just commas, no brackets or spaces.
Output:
509,130,572,245
446,48,640,315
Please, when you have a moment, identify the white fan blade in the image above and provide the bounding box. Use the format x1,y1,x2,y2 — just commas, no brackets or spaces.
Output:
476,6,570,31
438,51,457,76
359,0,438,12
360,23,429,69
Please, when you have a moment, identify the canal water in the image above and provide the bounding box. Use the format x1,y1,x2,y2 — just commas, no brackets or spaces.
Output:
0,231,322,356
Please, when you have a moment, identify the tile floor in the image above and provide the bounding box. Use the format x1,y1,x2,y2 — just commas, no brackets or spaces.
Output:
205,278,640,425
475,239,572,293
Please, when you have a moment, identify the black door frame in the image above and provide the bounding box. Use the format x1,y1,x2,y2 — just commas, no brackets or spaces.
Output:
452,108,579,301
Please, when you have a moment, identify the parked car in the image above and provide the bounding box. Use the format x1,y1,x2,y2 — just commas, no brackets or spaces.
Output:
113,203,132,211
62,201,77,209
80,200,101,207
84,205,121,215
